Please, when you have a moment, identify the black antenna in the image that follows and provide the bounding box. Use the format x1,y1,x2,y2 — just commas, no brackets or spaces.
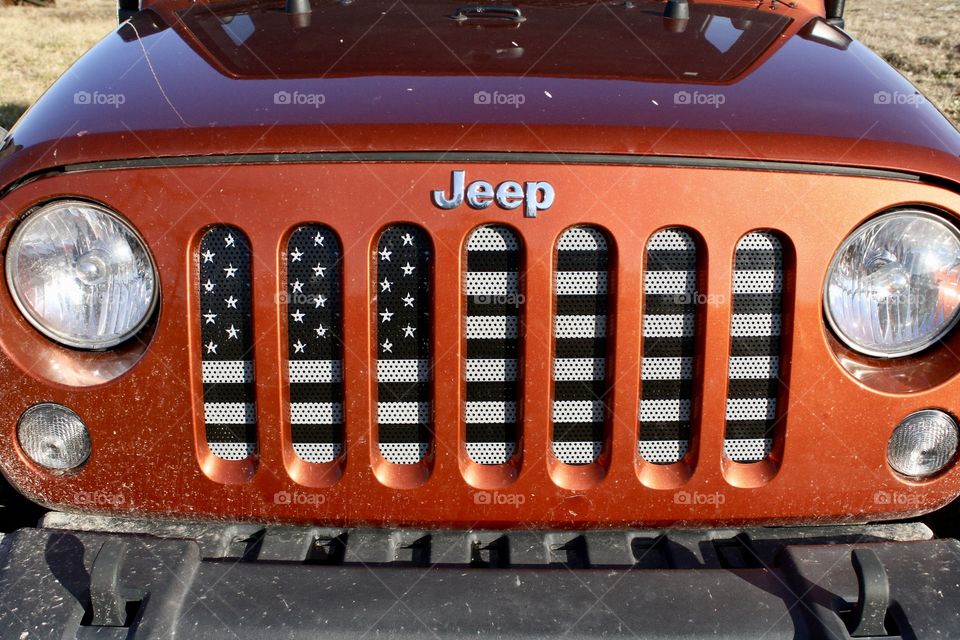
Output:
664,0,689,20
825,0,845,27
286,0,312,15
286,0,312,28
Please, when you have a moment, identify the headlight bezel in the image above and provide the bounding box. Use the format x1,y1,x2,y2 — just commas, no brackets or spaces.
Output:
4,199,160,350
823,207,960,359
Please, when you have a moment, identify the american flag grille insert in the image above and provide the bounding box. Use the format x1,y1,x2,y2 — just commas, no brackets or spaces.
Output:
552,226,611,465
639,229,698,465
286,226,344,463
198,226,257,461
376,225,432,464
464,225,522,465
724,231,784,462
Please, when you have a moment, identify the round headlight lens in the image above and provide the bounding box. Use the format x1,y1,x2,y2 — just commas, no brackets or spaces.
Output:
824,211,960,357
5,201,158,349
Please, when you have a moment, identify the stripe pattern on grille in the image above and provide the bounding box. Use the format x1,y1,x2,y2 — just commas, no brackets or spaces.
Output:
464,225,521,465
552,226,610,465
198,226,257,461
724,231,783,462
639,229,697,464
286,226,344,463
376,225,432,464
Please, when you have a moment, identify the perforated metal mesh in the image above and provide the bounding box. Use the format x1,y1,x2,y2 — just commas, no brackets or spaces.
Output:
377,225,433,464
722,438,773,461
639,229,698,465
724,231,784,463
378,443,431,465
639,440,689,464
552,226,610,465
466,442,518,465
467,316,519,339
293,442,344,461
286,225,344,463
465,225,522,465
198,226,257,460
551,441,604,464
208,442,257,461
201,361,254,384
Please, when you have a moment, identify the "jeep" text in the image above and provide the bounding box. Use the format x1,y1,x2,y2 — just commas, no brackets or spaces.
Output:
431,170,555,218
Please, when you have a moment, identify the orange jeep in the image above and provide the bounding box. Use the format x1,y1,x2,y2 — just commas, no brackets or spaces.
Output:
1,0,960,637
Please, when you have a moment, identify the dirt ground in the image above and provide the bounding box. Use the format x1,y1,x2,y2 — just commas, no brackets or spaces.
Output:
0,0,957,130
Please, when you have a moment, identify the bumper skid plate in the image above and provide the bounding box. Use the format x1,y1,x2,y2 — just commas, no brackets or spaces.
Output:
1,518,959,639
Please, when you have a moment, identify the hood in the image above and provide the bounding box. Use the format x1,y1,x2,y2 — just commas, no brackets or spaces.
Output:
2,0,960,188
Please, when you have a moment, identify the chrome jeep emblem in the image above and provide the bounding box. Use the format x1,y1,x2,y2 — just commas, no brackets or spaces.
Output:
431,170,555,218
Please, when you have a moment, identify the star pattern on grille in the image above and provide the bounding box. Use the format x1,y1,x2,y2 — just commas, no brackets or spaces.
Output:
198,226,257,461
376,225,432,464
286,225,345,464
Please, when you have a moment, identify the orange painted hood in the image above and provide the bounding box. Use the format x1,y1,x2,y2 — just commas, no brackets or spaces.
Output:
1,0,959,190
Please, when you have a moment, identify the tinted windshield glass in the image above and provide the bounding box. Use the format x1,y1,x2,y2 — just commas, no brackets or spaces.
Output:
181,0,791,83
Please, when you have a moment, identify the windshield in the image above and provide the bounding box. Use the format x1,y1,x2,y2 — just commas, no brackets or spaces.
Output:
179,0,792,83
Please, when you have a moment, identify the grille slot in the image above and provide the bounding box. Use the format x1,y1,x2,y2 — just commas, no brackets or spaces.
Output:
376,225,433,464
552,226,611,465
285,226,344,463
464,225,522,465
724,231,784,462
639,228,698,465
198,226,257,461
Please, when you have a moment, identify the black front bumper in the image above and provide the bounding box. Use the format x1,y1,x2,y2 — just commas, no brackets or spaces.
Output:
1,516,959,639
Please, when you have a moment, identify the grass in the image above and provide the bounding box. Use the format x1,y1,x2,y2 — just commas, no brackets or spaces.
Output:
846,0,960,126
0,0,115,129
0,1,957,130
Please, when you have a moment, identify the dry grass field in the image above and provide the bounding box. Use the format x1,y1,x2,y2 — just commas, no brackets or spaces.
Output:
0,0,957,130
0,0,115,128
846,0,960,126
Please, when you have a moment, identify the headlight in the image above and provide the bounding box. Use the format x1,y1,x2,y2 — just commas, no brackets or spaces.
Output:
5,200,158,349
824,210,960,357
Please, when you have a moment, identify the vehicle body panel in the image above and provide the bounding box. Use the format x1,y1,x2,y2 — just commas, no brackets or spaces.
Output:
2,0,960,528
1,0,959,192
3,161,960,528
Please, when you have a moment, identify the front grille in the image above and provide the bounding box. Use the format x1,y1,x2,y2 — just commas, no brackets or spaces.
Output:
464,225,522,465
551,226,611,465
198,226,257,461
724,231,785,462
285,225,345,463
639,228,699,465
194,223,790,470
375,225,433,464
